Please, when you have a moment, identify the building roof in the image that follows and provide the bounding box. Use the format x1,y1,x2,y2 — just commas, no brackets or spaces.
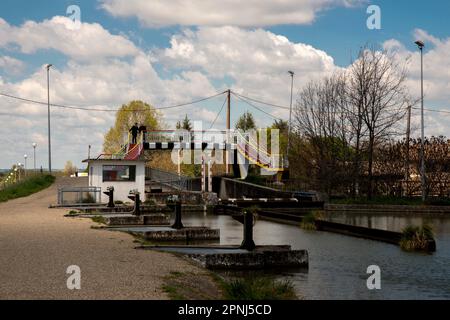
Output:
82,158,146,163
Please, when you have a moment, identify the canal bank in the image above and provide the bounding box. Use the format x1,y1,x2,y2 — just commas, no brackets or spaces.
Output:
179,211,450,300
325,203,450,216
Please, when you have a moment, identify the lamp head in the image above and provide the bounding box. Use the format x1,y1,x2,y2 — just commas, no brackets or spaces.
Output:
415,40,425,49
32,143,37,148
288,71,294,77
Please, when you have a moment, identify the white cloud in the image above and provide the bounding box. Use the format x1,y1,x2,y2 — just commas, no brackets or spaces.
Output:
0,55,25,75
384,30,450,106
0,52,218,169
160,26,339,106
0,16,139,60
100,0,364,27
383,30,450,137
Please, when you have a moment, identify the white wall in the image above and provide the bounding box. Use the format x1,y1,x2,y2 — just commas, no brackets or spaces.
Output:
88,160,146,203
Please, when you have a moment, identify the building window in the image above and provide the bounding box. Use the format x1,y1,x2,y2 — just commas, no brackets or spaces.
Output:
103,165,136,182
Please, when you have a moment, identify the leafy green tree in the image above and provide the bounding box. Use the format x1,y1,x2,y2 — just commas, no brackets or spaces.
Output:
103,100,161,154
235,111,256,131
176,114,193,131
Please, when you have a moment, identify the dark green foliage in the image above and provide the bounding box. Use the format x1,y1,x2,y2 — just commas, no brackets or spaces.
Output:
0,175,55,203
223,277,297,300
400,224,435,252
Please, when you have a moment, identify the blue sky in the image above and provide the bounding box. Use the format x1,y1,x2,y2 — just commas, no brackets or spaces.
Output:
0,0,449,169
1,0,449,68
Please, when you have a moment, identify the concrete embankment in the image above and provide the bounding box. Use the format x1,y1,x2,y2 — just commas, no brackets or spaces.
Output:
325,204,450,216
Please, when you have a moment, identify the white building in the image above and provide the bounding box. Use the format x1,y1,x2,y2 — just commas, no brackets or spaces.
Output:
83,159,146,203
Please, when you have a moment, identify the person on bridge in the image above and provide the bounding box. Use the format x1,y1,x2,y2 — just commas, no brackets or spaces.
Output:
139,124,147,143
130,123,139,144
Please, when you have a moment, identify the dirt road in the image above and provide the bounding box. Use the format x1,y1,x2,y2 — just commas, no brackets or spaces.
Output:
0,177,209,299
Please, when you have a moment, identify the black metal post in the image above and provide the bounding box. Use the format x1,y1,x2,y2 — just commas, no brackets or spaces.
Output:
240,211,256,251
171,201,184,230
104,187,114,208
129,192,141,216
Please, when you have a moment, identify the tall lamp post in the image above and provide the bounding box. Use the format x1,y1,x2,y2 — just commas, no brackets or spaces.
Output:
415,40,426,202
24,155,28,177
17,163,22,182
286,71,295,167
46,64,53,173
32,143,37,173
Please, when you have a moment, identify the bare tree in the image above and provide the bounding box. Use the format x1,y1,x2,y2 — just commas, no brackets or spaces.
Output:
293,73,352,194
347,47,409,199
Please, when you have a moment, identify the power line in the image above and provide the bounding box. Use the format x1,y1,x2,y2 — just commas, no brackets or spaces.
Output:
209,96,228,129
412,106,450,115
0,91,227,112
231,91,290,110
232,92,282,120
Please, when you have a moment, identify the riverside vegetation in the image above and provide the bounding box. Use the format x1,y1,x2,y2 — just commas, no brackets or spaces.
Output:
0,175,55,203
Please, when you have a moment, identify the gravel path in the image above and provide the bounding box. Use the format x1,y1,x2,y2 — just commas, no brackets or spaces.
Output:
0,177,206,300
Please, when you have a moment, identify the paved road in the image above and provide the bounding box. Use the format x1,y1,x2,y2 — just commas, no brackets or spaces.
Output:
0,177,203,299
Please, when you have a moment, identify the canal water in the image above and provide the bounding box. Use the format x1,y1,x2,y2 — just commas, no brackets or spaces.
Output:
181,212,450,300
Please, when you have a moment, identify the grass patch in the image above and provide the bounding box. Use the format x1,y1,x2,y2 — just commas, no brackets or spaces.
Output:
91,216,106,225
399,224,435,252
300,211,321,230
222,277,297,300
163,271,223,300
0,175,55,203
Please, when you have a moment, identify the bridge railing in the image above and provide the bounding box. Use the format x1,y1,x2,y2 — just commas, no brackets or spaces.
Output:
145,167,194,191
145,130,229,144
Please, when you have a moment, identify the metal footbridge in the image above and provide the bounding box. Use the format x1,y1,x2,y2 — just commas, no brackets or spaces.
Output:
95,130,285,178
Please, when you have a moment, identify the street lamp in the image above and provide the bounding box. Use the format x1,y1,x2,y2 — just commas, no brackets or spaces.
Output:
32,143,37,173
415,40,426,202
24,155,28,177
46,64,53,173
286,70,295,167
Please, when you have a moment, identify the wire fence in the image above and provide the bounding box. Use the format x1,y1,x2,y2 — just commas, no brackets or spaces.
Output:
57,187,102,206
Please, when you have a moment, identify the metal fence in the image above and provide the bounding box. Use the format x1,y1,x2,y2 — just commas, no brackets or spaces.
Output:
145,168,193,191
57,187,102,206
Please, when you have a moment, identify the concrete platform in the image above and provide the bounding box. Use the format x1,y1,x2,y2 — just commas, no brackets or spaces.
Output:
100,214,171,226
139,245,309,270
114,226,220,242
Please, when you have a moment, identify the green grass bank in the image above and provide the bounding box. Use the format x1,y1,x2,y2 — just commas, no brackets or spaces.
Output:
0,175,55,203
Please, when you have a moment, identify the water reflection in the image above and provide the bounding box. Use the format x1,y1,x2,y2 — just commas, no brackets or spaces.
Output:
180,211,450,300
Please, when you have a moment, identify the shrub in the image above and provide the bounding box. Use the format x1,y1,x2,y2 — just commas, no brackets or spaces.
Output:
399,224,435,252
300,211,322,230
223,277,297,300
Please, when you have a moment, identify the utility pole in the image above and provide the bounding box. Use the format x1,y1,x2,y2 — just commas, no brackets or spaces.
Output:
415,40,426,202
286,71,294,167
46,64,53,173
226,89,231,130
226,89,231,174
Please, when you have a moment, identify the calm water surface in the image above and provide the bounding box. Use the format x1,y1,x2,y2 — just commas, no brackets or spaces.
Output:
181,211,450,300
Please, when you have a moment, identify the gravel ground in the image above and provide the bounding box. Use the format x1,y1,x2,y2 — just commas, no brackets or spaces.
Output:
0,177,209,300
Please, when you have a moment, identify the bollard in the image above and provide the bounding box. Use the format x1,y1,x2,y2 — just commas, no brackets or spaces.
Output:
240,210,256,251
128,191,141,216
171,201,184,230
103,186,115,208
